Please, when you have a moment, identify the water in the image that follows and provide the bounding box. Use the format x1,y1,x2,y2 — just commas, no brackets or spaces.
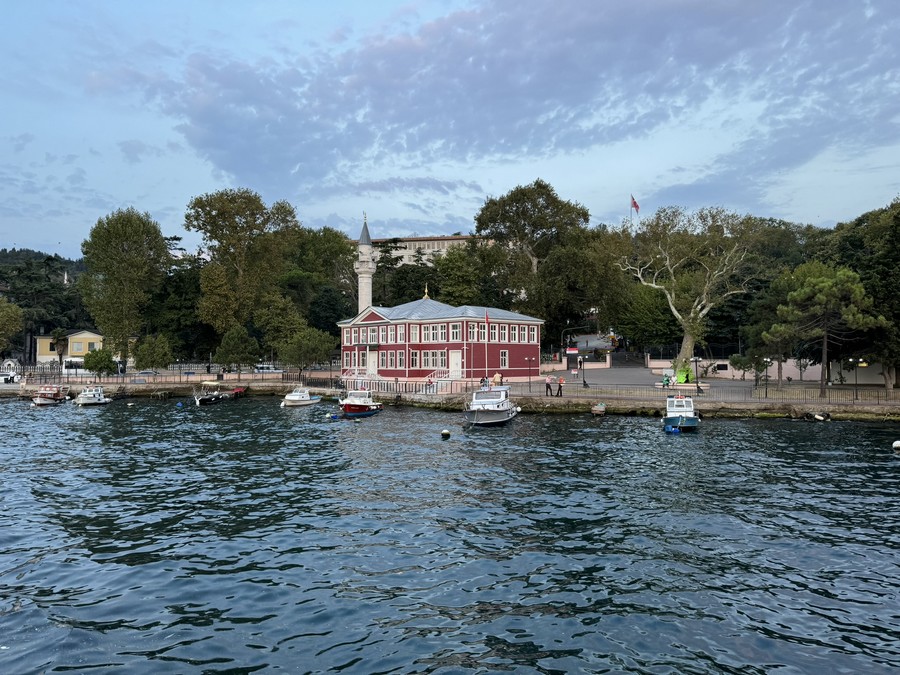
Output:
1,397,899,674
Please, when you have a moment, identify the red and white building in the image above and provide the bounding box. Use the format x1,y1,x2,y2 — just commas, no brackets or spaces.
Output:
338,296,542,383
341,220,543,383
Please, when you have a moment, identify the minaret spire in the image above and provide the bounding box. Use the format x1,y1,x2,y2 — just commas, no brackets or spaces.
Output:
353,212,376,312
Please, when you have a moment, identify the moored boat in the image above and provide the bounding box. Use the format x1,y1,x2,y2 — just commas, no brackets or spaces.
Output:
74,385,112,406
590,402,607,416
463,385,520,427
31,384,70,406
662,394,700,432
281,386,321,407
194,385,229,406
338,389,383,418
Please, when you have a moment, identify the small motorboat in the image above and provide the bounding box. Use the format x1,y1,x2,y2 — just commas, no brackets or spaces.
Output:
74,385,112,406
31,384,70,406
590,402,607,416
281,386,322,407
194,385,229,406
338,389,383,418
463,385,520,427
662,395,700,432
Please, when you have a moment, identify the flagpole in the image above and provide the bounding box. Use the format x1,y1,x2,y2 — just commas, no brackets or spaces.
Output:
484,309,489,379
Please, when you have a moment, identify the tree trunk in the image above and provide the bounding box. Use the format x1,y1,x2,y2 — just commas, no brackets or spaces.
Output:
674,334,696,378
819,331,829,398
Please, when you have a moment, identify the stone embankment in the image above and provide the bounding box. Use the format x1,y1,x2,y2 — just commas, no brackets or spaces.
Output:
3,381,900,422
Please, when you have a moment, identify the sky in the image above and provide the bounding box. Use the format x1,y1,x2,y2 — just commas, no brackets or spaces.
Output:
2,0,899,259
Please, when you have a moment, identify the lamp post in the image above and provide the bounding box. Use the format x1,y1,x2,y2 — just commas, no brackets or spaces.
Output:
525,356,535,392
763,357,772,398
848,357,861,400
690,356,701,394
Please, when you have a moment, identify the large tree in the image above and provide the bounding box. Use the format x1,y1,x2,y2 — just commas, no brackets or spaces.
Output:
618,206,761,376
184,188,299,334
80,208,170,367
766,261,886,397
0,297,24,354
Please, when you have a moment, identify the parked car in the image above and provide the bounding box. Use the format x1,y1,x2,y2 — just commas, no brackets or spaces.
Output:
254,364,283,373
136,370,159,376
0,371,21,384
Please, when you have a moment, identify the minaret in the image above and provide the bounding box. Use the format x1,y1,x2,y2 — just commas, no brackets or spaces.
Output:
354,212,376,313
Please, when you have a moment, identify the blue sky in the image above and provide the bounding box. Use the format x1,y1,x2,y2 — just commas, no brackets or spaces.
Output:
3,0,899,259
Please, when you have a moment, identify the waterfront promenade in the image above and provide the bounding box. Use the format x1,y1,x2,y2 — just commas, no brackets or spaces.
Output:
3,363,898,422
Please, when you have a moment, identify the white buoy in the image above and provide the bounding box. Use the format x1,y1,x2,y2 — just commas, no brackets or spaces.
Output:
441,429,451,439
893,440,900,451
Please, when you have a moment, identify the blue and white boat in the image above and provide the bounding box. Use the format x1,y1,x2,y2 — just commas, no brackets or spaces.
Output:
662,395,700,432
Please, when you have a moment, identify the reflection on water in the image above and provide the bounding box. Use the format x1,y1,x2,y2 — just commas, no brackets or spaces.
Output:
1,397,899,673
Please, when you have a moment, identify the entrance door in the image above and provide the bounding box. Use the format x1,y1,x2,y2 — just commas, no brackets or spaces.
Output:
449,350,462,379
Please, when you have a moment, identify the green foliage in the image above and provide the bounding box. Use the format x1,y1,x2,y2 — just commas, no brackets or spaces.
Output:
434,244,482,306
80,207,170,364
0,297,24,353
185,188,300,334
619,206,761,369
49,328,68,367
145,254,217,360
278,326,337,369
134,334,174,370
308,286,353,335
253,294,307,353
214,325,260,370
83,348,117,377
767,261,886,396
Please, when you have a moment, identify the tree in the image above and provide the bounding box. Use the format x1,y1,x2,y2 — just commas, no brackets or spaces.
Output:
83,348,118,377
618,206,761,377
766,262,886,397
434,244,482,306
0,297,24,354
133,334,174,371
185,188,299,334
278,327,337,370
214,325,260,374
50,328,69,369
80,208,170,368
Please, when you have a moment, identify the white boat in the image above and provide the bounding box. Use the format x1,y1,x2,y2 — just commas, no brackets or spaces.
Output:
590,402,607,416
281,387,321,407
338,389,383,418
31,384,70,406
74,385,112,406
463,385,520,427
662,395,700,432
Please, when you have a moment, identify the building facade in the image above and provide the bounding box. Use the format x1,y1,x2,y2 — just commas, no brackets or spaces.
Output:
338,297,542,382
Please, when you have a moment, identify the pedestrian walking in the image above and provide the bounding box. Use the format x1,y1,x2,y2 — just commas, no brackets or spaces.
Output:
545,374,553,396
556,376,565,397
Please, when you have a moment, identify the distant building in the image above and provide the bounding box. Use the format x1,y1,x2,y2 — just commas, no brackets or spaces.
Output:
341,223,541,382
35,329,135,368
367,234,473,266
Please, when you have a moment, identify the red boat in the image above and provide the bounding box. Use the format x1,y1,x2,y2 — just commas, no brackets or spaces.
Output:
338,390,383,418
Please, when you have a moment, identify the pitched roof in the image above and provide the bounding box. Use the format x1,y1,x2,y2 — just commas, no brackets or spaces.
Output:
339,297,542,325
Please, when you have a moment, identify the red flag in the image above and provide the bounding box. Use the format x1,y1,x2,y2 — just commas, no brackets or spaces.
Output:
631,195,640,213
485,309,490,325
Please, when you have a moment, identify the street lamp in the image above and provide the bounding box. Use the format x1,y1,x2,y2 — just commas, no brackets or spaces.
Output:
525,357,535,392
690,356,701,394
848,357,864,400
763,357,772,398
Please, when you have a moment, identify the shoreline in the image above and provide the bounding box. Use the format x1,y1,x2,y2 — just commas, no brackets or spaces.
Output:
4,381,900,423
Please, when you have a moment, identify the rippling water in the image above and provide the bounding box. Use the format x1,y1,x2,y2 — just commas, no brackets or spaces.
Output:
1,396,899,673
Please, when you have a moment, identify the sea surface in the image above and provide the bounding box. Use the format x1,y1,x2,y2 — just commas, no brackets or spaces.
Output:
1,396,899,674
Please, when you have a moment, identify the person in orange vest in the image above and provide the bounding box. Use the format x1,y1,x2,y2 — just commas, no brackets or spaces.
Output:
556,376,565,397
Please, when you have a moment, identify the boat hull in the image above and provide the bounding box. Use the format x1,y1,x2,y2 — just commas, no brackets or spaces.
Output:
463,406,519,427
282,397,321,407
662,415,700,431
195,393,228,406
32,397,66,406
340,403,383,418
